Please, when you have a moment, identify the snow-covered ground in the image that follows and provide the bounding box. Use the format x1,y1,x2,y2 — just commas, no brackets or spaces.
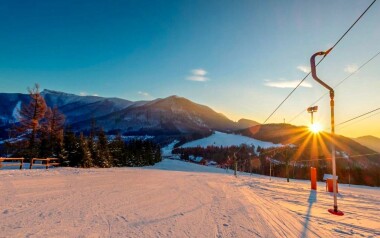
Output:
1,159,379,237
180,131,281,149
161,140,179,158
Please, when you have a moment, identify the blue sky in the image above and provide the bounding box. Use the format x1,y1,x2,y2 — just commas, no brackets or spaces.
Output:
0,0,379,137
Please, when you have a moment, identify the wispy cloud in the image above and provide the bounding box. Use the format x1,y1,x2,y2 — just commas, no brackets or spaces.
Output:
138,91,151,97
191,69,207,76
187,68,209,82
297,65,311,73
344,64,358,73
264,79,312,88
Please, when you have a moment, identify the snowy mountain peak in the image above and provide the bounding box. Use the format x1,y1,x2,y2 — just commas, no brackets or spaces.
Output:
180,131,281,149
41,89,72,96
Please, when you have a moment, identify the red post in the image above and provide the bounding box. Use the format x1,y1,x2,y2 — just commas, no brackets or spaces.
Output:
326,179,338,193
311,167,317,190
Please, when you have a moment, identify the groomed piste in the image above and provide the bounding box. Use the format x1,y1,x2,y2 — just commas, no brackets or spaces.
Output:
1,159,379,237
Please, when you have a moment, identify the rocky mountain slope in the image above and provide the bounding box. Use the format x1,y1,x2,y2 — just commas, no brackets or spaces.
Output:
72,95,242,135
0,90,258,137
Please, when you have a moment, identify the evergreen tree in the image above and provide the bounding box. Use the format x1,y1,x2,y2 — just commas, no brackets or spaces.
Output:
88,135,99,167
64,127,79,167
38,129,50,158
57,140,69,166
142,141,151,165
79,134,93,168
96,129,112,168
154,144,162,163
109,134,126,167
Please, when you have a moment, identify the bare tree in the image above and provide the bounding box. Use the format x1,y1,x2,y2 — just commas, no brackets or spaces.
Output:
42,106,65,156
44,106,65,138
17,84,47,151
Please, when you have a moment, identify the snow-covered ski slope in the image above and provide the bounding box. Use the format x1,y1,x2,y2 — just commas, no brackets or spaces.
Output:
161,140,179,157
180,131,281,148
1,159,379,237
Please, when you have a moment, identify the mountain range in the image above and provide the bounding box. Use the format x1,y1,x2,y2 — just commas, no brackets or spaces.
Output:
0,89,259,138
353,136,380,153
0,89,378,161
1,89,378,186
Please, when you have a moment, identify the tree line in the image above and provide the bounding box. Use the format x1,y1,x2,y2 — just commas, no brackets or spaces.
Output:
173,144,380,186
61,130,161,168
172,144,258,167
3,84,162,168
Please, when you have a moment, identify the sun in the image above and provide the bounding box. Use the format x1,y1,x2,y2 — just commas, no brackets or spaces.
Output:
309,123,323,133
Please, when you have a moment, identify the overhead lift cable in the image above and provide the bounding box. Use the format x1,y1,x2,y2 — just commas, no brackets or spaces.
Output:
336,107,380,127
288,50,380,123
233,0,378,158
323,107,380,131
263,0,377,124
338,110,380,131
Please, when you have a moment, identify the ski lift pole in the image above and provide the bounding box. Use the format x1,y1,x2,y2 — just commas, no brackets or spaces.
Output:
269,158,272,181
310,49,343,216
233,152,237,177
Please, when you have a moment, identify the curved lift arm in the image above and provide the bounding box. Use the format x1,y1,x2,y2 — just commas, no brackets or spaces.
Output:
310,50,334,97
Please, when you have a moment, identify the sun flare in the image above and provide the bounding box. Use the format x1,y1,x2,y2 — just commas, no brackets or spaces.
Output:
309,123,323,133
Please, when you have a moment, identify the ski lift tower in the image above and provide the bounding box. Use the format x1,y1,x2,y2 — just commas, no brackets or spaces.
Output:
310,49,344,216
307,106,318,124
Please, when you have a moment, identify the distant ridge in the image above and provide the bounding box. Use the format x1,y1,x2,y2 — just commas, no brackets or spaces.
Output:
354,135,380,153
237,118,260,129
0,89,259,137
239,123,380,167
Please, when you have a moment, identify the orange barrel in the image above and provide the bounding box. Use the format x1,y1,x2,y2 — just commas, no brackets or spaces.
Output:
326,179,338,193
311,167,317,190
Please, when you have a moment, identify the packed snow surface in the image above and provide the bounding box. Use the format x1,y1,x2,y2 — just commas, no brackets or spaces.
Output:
180,131,281,148
1,159,379,237
161,140,179,157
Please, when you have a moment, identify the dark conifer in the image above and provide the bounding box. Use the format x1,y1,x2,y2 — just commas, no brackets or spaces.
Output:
64,127,79,167
79,133,93,168
97,129,112,168
109,134,126,167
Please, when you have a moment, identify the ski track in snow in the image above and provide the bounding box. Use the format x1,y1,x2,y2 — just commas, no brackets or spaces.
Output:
1,160,379,238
